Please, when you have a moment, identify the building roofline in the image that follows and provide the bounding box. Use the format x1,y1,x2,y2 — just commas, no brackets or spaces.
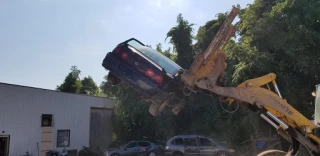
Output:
0,82,116,100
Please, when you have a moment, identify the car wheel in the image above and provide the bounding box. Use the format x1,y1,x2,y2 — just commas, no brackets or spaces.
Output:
148,151,156,156
217,151,229,156
173,152,183,156
149,93,175,116
111,154,120,156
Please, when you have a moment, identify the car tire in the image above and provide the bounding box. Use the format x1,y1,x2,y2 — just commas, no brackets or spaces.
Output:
173,152,183,156
217,151,229,156
149,93,175,116
111,154,120,156
148,151,157,156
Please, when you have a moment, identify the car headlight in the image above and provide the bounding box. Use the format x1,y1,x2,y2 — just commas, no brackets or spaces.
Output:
229,149,235,152
104,151,108,156
165,146,169,150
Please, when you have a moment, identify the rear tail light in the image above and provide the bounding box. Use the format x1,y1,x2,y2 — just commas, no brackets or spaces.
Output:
121,51,128,60
145,69,155,77
145,69,163,85
154,75,163,84
115,47,122,54
113,47,128,60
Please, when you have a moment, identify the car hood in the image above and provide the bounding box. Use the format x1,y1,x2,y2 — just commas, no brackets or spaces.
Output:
106,147,122,153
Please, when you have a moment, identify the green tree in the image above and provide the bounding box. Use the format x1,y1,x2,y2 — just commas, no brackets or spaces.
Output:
56,66,82,93
166,13,195,69
155,43,177,61
227,0,320,117
80,76,100,96
100,77,175,145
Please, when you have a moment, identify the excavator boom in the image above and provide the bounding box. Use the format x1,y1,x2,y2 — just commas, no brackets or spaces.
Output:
181,7,239,91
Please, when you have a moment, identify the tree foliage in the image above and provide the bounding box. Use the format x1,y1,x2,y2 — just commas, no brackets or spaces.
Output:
57,66,82,94
166,13,195,69
227,0,320,116
57,66,100,96
80,76,100,96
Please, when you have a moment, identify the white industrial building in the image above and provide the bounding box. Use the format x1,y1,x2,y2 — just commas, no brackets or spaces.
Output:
0,82,115,156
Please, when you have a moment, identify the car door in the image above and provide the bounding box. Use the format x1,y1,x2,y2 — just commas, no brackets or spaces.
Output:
137,141,151,156
123,141,139,156
183,137,200,156
198,137,215,156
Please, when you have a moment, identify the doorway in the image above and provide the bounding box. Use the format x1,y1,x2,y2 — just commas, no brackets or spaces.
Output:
89,107,113,153
0,136,9,156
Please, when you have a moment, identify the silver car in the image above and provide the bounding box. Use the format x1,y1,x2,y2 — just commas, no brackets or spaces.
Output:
105,141,164,156
164,135,235,156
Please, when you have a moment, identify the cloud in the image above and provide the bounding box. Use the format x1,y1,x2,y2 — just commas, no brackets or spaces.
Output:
148,0,190,10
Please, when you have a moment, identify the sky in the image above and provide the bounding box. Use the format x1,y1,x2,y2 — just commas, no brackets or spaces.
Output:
0,0,254,90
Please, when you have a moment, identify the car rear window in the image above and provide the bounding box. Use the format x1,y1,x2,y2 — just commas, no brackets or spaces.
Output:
199,137,212,146
127,40,182,76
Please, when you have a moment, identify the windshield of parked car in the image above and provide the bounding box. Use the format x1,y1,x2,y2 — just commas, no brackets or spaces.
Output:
127,40,182,76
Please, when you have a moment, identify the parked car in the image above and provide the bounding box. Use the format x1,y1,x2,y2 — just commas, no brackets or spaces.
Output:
105,141,164,156
102,38,186,116
165,135,235,156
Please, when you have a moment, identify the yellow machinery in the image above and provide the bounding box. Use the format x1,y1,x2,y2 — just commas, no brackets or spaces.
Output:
180,7,320,156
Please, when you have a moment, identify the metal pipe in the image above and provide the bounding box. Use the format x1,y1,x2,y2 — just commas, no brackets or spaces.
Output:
267,111,289,129
260,114,279,129
272,80,283,98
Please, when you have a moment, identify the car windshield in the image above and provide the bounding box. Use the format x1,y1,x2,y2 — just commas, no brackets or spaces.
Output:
127,40,182,76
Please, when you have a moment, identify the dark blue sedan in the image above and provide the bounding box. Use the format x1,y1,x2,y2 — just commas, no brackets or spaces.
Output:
102,38,186,116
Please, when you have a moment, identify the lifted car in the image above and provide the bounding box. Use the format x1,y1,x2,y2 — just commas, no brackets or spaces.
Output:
102,38,186,116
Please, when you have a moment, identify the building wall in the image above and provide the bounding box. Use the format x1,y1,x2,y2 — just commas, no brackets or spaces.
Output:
0,83,114,156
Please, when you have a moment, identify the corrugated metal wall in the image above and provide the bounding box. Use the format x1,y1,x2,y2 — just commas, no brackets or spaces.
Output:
0,83,114,156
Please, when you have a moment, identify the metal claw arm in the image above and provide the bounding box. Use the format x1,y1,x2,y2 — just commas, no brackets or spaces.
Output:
190,53,320,153
180,6,320,154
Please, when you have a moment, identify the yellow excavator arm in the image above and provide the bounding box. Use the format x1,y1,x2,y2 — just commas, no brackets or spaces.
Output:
180,6,320,155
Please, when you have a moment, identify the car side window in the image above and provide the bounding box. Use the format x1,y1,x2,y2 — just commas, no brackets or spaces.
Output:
171,138,184,145
184,138,198,146
199,138,213,146
138,141,151,147
125,142,137,148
